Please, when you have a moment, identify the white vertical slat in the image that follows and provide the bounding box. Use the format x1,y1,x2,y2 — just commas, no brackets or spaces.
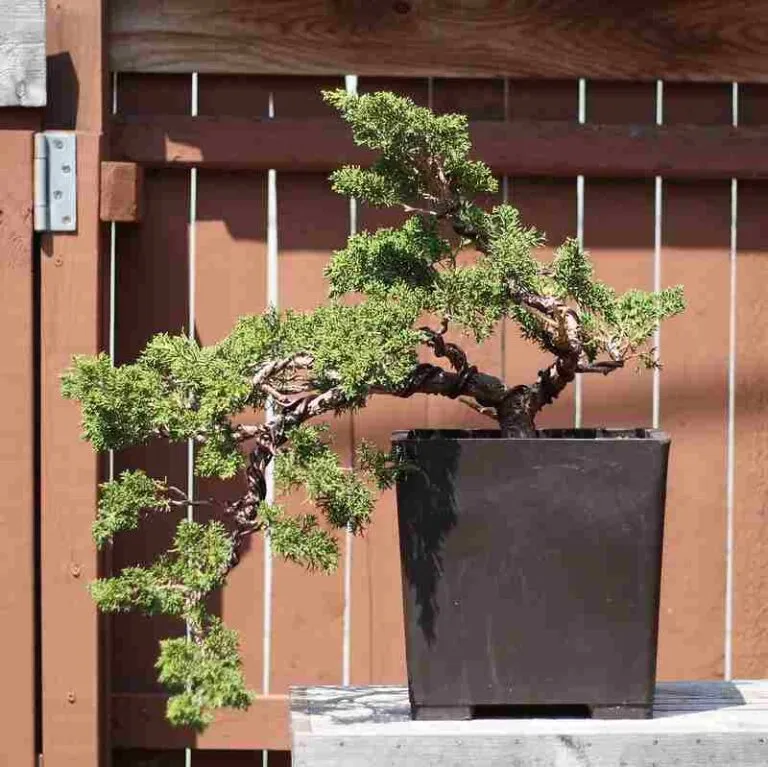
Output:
501,77,510,384
108,71,118,484
653,80,664,430
574,78,587,428
263,92,278,767
187,72,199,516
185,70,200,767
724,82,740,682
341,74,358,688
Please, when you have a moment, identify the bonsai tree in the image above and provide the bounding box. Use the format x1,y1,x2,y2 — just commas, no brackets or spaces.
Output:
62,90,684,730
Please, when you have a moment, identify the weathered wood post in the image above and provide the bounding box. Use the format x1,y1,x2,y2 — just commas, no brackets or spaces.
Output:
40,0,110,764
0,3,45,766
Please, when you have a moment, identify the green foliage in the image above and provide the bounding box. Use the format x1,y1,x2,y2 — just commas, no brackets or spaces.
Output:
61,353,164,450
259,502,339,572
613,286,686,355
324,89,497,208
195,428,244,479
94,470,169,548
550,238,616,312
303,299,423,398
326,216,448,299
355,441,407,490
157,617,254,731
90,519,232,617
275,425,374,533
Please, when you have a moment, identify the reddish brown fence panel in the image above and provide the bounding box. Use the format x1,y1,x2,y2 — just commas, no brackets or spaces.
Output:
110,0,768,82
581,82,656,430
270,77,349,700
657,84,733,680
110,73,191,767
349,78,429,688
110,115,768,180
41,1,109,765
89,71,768,760
0,127,37,767
734,84,768,679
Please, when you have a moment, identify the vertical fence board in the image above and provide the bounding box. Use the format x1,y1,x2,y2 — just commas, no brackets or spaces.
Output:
0,129,36,767
194,72,270,745
733,82,768,678
270,77,349,695
41,132,105,767
348,77,429,686
582,82,656,428
42,0,107,763
111,75,190,764
427,77,504,430
733,175,768,677
504,81,577,426
655,82,733,680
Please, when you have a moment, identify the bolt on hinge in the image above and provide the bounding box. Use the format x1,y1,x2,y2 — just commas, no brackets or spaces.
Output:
34,132,77,232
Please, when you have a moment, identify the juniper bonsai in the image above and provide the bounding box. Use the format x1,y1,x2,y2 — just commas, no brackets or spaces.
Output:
62,89,684,730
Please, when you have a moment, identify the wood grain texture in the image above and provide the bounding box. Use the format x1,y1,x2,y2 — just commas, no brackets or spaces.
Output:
347,78,429,688
41,1,108,764
111,76,190,706
291,682,768,767
655,86,732,685
0,129,36,767
111,115,768,179
269,78,349,698
581,82,656,429
194,73,270,743
0,0,45,106
112,693,289,750
41,131,105,767
730,85,768,680
112,0,768,81
100,161,143,222
733,151,768,682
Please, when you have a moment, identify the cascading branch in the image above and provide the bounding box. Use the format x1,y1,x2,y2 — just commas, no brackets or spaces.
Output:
62,89,685,730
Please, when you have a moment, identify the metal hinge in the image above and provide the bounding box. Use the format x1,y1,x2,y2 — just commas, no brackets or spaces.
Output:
34,131,77,232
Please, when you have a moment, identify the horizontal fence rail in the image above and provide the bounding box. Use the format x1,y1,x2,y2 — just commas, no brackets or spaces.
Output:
112,116,768,178
111,0,768,81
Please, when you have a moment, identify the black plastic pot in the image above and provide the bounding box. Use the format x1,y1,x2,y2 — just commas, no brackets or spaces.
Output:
393,428,670,721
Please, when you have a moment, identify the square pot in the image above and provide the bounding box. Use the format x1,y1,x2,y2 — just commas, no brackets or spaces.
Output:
393,428,670,721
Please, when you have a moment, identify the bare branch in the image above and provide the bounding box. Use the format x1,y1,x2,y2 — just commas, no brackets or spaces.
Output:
458,396,497,421
576,360,625,375
251,353,314,388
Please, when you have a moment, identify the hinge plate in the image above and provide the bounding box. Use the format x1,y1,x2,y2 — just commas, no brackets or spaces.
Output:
34,131,77,232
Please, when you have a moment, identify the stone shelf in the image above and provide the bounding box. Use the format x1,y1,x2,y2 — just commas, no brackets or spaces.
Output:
291,681,768,766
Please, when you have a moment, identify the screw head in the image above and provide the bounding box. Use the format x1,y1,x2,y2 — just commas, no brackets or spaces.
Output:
62,216,71,225
67,691,76,704
53,190,62,200
53,139,63,149
61,165,71,174
70,563,81,578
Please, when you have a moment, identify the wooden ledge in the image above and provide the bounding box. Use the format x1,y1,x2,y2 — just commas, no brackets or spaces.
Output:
291,682,768,766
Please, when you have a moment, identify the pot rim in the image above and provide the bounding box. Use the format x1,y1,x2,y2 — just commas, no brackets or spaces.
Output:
392,427,671,443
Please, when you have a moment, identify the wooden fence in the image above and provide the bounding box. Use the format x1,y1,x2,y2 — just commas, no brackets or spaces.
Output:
5,2,768,766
